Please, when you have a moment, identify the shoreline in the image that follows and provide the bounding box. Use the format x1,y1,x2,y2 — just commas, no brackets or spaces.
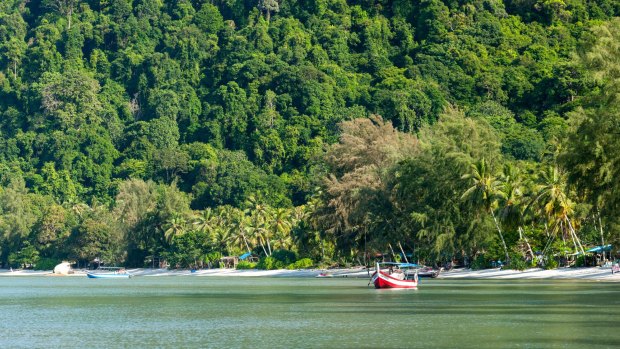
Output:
1,266,619,281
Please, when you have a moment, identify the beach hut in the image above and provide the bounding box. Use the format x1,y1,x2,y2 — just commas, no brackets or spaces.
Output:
220,256,238,269
586,244,613,265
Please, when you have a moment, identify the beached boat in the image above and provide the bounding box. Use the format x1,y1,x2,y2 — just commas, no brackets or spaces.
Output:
370,262,418,289
315,272,333,278
86,267,132,279
414,266,441,278
53,262,73,275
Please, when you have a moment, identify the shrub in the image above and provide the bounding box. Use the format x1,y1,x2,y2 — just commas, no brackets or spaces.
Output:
470,255,488,270
575,255,585,267
288,258,314,269
508,254,528,271
257,256,284,270
8,243,39,268
35,258,60,271
236,261,257,269
205,252,222,263
271,249,297,265
544,257,558,270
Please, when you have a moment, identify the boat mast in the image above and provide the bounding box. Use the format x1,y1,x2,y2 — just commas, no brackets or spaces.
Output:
398,242,409,264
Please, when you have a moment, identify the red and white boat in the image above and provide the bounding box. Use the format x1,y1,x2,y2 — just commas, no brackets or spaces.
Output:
370,262,418,289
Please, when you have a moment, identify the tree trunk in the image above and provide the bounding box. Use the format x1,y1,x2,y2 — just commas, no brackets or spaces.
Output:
491,211,510,263
266,235,272,256
242,234,251,254
257,235,268,256
597,210,605,261
67,6,72,30
565,217,585,255
518,226,534,260
398,242,409,264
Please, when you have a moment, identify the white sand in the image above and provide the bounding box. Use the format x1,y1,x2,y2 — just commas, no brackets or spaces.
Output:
1,266,618,281
439,266,620,281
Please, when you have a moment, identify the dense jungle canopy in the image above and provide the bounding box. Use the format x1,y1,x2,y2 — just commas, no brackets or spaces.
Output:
1,0,620,269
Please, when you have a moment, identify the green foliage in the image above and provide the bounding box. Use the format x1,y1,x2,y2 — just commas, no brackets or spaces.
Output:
271,249,297,265
205,252,222,265
256,256,281,270
470,255,489,270
575,255,586,268
507,253,529,271
288,257,314,269
543,257,558,270
35,257,59,271
8,242,39,268
561,19,620,232
0,0,617,269
190,149,289,208
236,260,257,269
34,70,102,130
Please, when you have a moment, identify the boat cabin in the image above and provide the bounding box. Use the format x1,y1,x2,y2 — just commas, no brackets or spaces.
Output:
376,262,419,280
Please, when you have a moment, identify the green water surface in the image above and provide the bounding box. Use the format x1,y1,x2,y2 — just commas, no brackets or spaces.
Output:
0,276,618,348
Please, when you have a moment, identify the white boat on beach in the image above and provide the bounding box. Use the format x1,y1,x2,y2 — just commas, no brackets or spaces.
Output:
86,267,132,279
53,262,73,275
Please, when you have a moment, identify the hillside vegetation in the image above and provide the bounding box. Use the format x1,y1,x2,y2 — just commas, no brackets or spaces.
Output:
1,0,619,269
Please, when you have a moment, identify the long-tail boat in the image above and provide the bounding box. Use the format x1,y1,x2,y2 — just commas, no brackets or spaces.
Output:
370,262,418,289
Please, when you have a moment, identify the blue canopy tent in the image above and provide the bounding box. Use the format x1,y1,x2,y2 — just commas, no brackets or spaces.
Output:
239,252,258,262
586,245,612,253
585,245,613,266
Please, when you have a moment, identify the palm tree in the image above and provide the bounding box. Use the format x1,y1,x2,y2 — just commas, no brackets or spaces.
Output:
163,214,186,244
497,165,533,259
270,207,294,250
530,166,585,255
246,195,272,256
211,225,231,255
224,206,253,254
194,207,216,235
461,158,510,262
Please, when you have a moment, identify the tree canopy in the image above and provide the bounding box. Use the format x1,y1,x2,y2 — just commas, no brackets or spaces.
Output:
0,0,618,269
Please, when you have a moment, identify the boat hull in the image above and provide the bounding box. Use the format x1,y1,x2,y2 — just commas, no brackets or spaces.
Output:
412,268,440,278
371,271,417,289
87,272,132,279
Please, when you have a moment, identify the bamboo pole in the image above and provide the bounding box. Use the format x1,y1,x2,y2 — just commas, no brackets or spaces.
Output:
566,217,585,256
597,209,606,261
388,243,396,262
398,242,409,264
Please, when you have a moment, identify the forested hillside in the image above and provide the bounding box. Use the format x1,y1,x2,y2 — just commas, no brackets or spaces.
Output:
1,0,619,269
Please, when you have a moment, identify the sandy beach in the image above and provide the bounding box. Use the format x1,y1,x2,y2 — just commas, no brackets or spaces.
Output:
1,266,620,281
440,266,620,281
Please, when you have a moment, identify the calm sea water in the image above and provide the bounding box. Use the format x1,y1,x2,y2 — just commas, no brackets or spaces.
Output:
0,276,618,348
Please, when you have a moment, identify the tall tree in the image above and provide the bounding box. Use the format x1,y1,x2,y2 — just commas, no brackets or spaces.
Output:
257,0,279,22
530,166,585,256
561,19,620,226
314,115,418,255
43,0,79,30
461,158,510,262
